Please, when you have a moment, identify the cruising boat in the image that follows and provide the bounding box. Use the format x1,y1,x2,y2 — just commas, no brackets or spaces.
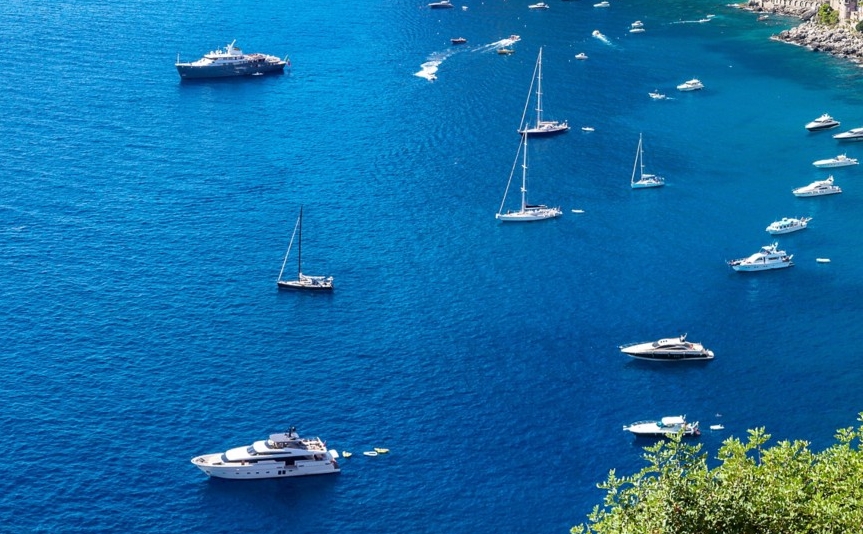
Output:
676,78,704,91
450,37,467,45
191,427,340,480
518,47,569,136
575,53,588,60
812,154,858,168
832,127,863,141
277,207,334,291
175,40,288,79
630,133,665,189
528,2,549,8
805,113,840,131
792,176,841,197
428,0,454,8
496,131,562,222
766,216,811,235
727,242,793,271
623,415,700,438
619,334,713,361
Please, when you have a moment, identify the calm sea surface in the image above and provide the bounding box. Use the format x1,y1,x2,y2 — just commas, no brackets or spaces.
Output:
3,0,863,532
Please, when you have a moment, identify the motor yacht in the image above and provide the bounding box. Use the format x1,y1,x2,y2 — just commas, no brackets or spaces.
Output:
832,127,863,141
812,154,858,168
619,334,714,361
191,427,340,480
676,78,704,91
727,242,793,271
805,113,840,131
175,40,287,79
528,2,549,8
623,415,700,437
792,176,841,197
765,216,811,235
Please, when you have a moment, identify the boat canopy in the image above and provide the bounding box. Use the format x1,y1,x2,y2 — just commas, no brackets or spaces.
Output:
660,416,686,426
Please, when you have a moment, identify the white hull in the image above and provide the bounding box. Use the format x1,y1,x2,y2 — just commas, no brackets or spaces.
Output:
813,160,857,168
619,336,713,361
496,206,562,222
192,453,340,479
731,261,792,271
624,416,700,437
767,226,806,235
793,189,841,197
766,217,810,235
631,179,664,189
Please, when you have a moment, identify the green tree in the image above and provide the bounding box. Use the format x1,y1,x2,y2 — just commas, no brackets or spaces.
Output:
572,415,863,533
817,3,839,26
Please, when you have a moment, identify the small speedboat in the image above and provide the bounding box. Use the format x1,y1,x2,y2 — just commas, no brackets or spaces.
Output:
581,126,594,132
450,37,467,45
363,451,379,457
832,127,863,140
792,176,842,197
428,0,454,8
619,334,714,361
648,90,666,100
676,78,704,91
528,2,549,8
813,154,858,168
374,448,390,454
575,53,588,60
816,258,831,263
497,48,515,55
624,415,700,437
631,20,644,28
593,1,610,7
765,216,811,235
805,113,840,131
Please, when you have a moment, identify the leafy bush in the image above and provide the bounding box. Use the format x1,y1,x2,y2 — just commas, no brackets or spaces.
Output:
817,3,839,25
572,415,863,534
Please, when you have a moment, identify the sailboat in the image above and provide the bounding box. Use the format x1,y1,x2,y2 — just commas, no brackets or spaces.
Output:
496,132,562,222
630,133,665,189
518,47,569,136
277,206,334,291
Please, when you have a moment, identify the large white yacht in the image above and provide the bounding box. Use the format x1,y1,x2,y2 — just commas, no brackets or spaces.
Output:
727,242,793,271
832,127,863,141
766,216,811,235
792,176,842,197
175,40,287,79
191,428,340,480
623,415,700,438
805,113,840,131
676,78,704,91
812,154,858,168
619,334,714,361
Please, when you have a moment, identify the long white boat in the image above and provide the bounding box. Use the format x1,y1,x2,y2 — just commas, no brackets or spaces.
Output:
676,78,704,91
619,334,713,361
175,40,287,79
792,176,841,197
812,154,858,168
805,113,840,131
191,428,340,480
765,216,811,235
832,127,863,141
727,242,793,271
623,415,700,437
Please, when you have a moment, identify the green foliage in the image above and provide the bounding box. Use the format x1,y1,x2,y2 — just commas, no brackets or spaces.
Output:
856,20,863,33
817,3,839,26
572,415,863,534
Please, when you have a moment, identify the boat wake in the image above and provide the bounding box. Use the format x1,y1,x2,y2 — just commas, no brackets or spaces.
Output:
591,30,611,45
671,16,714,24
415,49,459,81
476,35,522,53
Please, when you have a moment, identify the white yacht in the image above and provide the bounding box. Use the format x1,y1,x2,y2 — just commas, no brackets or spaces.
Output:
623,415,700,437
191,428,340,480
619,334,713,361
676,78,704,91
593,1,610,7
428,0,454,8
175,40,287,79
812,154,858,168
766,216,811,235
528,2,549,8
631,20,644,28
792,176,842,197
727,242,793,271
575,53,588,60
805,113,840,131
832,127,863,141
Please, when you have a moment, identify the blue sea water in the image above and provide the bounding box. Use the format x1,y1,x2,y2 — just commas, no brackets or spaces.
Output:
3,0,863,531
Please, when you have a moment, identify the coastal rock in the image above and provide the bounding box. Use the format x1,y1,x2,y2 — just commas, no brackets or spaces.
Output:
773,20,863,63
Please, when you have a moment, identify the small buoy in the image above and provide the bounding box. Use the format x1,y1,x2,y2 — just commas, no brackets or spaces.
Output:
374,448,390,454
710,424,724,431
816,258,831,263
342,451,353,458
363,451,379,457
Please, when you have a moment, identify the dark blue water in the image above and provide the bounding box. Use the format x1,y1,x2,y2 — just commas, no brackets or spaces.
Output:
3,0,863,531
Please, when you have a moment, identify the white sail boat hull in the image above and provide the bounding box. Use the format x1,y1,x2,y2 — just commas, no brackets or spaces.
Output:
496,205,562,221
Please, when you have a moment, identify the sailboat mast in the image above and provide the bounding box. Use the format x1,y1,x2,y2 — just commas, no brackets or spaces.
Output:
278,212,301,282
535,47,543,124
521,133,529,210
297,205,303,276
631,134,642,184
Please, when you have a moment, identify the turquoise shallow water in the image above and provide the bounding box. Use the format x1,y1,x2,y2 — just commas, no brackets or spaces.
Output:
2,0,863,532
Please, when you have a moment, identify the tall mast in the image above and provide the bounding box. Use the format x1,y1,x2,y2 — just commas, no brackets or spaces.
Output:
535,47,543,125
521,133,529,210
297,205,303,276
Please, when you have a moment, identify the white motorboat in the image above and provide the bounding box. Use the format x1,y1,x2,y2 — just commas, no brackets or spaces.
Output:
191,427,340,480
593,1,610,7
727,242,793,271
676,78,704,91
175,40,288,79
832,127,863,141
792,176,841,197
648,90,666,100
812,154,858,168
629,27,645,33
765,216,811,235
518,47,569,136
619,334,713,361
528,2,549,8
575,53,588,60
631,20,644,28
630,133,664,189
277,206,334,291
428,0,454,8
623,415,700,437
805,113,840,131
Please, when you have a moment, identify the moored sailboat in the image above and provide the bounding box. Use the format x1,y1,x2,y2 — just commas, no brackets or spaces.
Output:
496,132,562,222
277,207,334,291
630,133,665,189
518,47,569,136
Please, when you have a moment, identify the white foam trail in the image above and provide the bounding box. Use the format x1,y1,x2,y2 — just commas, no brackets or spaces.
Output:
592,31,611,45
414,49,458,81
671,17,713,24
475,35,521,53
